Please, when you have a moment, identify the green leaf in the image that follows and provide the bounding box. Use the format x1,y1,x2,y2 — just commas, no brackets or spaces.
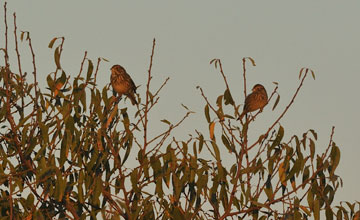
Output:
48,37,57,48
160,119,171,125
314,198,320,220
264,176,273,201
55,172,66,202
86,59,94,81
271,125,284,149
309,138,315,159
78,171,84,204
299,68,305,79
20,31,25,41
131,169,139,193
302,166,310,188
54,46,61,69
224,89,234,105
204,104,210,123
216,95,223,108
60,131,69,167
311,70,316,80
93,178,102,206
245,57,256,66
307,190,314,212
211,142,221,162
155,176,163,197
272,94,280,111
122,137,132,166
199,134,204,153
330,143,341,176
150,156,162,179
101,57,109,62
26,194,35,209
309,129,318,140
221,135,234,153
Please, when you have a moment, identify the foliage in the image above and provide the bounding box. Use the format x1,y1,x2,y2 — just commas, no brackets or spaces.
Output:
0,3,359,220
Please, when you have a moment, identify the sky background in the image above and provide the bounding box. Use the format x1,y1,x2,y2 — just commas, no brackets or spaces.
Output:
3,0,360,204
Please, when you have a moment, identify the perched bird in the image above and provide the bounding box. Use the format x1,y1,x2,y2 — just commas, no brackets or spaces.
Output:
110,64,138,105
239,84,268,120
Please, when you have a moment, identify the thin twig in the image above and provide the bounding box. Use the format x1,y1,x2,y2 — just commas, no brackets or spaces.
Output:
13,13,25,110
26,33,39,104
3,3,9,67
93,57,101,90
144,38,156,151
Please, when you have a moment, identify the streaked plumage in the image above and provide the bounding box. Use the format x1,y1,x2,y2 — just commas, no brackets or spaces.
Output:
110,64,137,105
239,84,268,120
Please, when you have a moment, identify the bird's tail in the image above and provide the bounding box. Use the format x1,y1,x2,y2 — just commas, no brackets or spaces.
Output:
127,93,138,105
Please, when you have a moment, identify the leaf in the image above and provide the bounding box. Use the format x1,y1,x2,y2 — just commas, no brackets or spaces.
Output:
290,177,296,192
224,89,234,105
160,119,171,125
302,166,310,188
54,46,61,69
300,205,311,216
131,169,139,193
26,194,34,209
209,121,215,140
309,129,318,140
311,70,316,80
307,190,314,211
48,37,58,48
211,142,221,162
198,134,204,153
264,175,273,201
279,161,287,186
299,68,305,79
245,57,256,66
314,198,320,220
210,58,219,68
54,82,63,97
105,104,118,129
101,57,109,62
271,125,284,149
221,135,234,153
272,94,280,111
216,95,223,108
309,138,315,159
20,31,25,41
330,144,341,176
181,103,189,111
204,104,210,123
86,59,94,81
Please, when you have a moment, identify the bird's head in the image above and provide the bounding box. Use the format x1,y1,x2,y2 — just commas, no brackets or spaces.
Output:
111,65,126,74
252,84,265,92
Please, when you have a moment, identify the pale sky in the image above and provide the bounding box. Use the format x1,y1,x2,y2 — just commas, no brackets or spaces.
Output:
5,0,360,204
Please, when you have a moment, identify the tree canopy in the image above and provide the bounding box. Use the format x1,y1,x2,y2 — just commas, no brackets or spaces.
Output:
0,3,359,220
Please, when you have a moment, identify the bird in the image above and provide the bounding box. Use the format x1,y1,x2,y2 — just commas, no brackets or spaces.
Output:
239,84,268,120
110,64,138,105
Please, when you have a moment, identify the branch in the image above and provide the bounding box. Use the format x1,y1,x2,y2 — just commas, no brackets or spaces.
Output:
248,69,311,152
144,38,156,151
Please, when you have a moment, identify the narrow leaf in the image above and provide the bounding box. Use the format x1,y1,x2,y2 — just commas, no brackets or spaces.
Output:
272,94,280,111
48,37,57,48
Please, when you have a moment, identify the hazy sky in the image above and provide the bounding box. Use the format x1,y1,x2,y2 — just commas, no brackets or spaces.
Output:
4,1,360,203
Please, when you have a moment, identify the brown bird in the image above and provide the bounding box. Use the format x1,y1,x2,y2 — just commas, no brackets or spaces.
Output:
239,84,268,120
110,64,138,105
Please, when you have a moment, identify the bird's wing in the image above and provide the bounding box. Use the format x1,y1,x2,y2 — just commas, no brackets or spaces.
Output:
243,93,255,112
124,73,137,92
